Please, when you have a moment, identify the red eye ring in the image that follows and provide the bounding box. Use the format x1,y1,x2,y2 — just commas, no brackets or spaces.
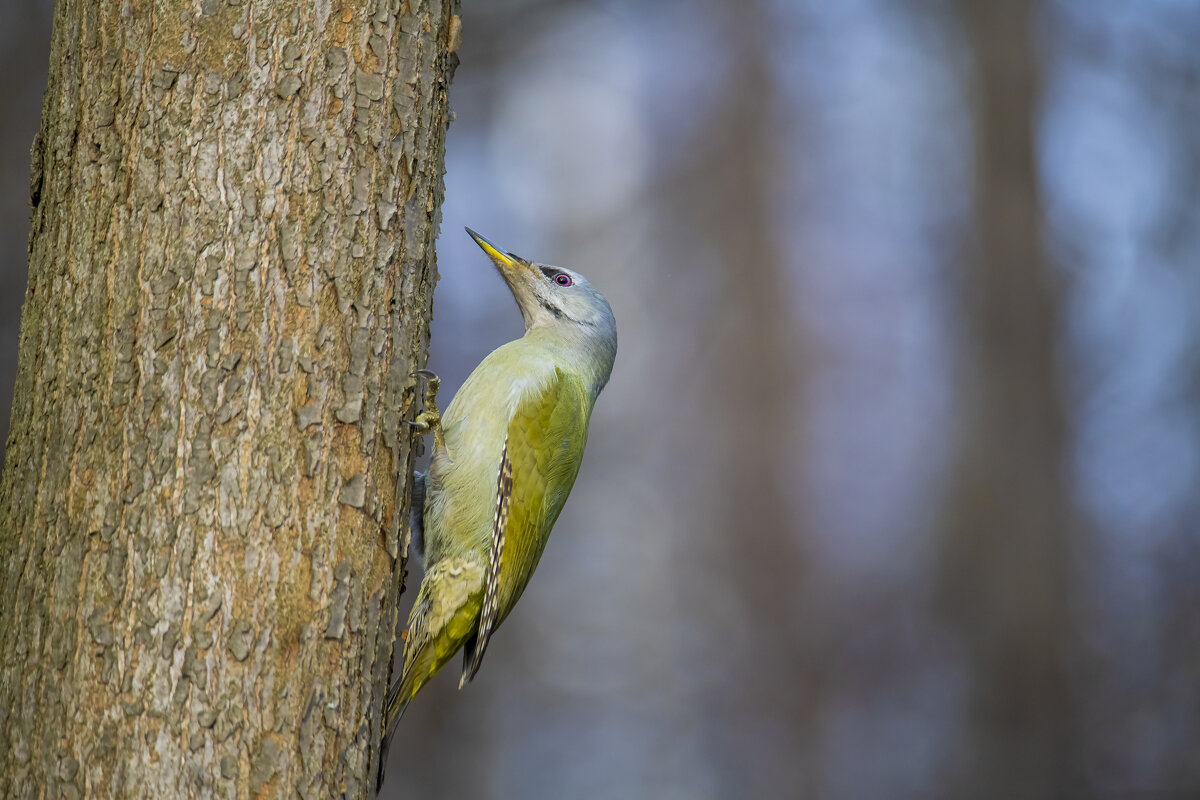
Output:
555,273,572,287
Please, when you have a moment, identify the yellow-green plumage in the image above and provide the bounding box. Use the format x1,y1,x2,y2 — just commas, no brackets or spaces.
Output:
391,354,591,706
382,230,616,747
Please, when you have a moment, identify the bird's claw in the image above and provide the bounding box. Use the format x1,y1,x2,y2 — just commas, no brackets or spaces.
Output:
411,370,441,411
410,369,448,458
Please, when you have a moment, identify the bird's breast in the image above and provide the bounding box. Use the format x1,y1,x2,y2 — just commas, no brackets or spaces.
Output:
423,342,564,560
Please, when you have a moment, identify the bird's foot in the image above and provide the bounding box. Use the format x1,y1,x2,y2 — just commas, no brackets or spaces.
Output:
409,370,450,458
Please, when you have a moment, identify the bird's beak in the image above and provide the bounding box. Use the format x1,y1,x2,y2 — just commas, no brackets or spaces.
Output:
465,227,529,277
466,228,541,326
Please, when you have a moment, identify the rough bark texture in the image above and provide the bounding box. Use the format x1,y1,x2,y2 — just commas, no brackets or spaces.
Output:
0,0,459,797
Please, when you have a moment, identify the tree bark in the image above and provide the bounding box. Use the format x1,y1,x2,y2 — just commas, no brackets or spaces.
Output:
0,0,459,797
936,1,1076,797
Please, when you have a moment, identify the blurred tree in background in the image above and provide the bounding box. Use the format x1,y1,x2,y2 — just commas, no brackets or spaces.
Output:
3,0,1200,798
934,2,1075,796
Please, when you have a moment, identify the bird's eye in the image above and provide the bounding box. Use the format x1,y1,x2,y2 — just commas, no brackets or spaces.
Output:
555,273,573,287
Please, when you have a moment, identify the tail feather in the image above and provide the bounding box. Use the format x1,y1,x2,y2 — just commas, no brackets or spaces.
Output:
376,557,487,791
383,667,416,744
376,669,416,793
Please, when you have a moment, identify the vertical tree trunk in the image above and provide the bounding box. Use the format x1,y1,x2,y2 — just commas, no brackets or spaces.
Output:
704,9,814,798
936,1,1075,797
657,1,813,794
0,0,459,797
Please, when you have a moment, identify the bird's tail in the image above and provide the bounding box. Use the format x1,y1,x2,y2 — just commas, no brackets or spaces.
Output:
375,672,414,793
383,668,416,743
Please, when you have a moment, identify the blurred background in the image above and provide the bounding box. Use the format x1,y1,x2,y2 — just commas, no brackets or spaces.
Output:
4,0,1200,797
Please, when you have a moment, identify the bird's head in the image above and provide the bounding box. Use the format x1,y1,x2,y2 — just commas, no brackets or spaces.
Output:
465,228,617,352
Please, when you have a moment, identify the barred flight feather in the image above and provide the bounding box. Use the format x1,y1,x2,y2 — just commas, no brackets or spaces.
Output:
463,439,512,684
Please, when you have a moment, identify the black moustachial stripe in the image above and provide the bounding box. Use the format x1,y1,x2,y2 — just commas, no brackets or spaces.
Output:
539,299,565,319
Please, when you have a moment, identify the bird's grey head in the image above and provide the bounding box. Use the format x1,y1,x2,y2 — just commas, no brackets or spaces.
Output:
466,228,617,389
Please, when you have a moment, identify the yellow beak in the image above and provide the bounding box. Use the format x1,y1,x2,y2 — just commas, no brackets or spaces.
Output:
465,227,526,273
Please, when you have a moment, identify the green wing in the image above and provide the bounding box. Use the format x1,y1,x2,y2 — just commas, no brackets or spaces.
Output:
462,367,591,683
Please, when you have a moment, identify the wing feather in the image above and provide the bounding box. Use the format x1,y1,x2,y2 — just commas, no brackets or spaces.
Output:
459,367,591,684
462,439,513,684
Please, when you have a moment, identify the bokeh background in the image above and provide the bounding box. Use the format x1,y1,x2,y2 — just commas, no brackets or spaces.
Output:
4,1,1200,798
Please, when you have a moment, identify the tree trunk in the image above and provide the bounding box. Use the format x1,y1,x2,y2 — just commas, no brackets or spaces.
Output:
0,1,459,797
935,1,1076,797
